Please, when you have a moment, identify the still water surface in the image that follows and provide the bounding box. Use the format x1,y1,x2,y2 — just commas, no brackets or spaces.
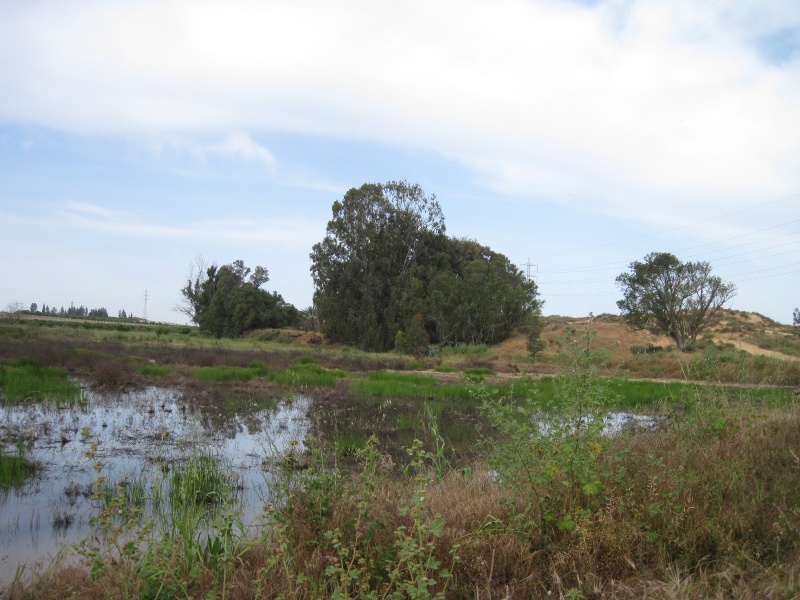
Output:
0,385,310,583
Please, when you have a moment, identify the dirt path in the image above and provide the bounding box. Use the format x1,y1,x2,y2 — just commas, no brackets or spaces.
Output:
715,336,800,362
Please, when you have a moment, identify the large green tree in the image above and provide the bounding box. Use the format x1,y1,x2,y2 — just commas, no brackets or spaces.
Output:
426,238,539,345
178,259,298,337
616,252,736,351
310,181,445,350
310,182,539,350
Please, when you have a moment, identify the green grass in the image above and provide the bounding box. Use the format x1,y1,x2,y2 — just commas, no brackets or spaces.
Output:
351,370,476,400
170,453,230,506
267,363,345,387
442,343,490,356
433,366,457,373
102,474,148,511
0,444,36,489
334,431,366,457
191,366,261,382
463,367,496,376
494,376,798,410
140,364,171,377
0,359,82,405
395,413,417,431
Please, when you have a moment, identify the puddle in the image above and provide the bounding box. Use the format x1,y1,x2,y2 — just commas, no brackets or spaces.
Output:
0,385,311,583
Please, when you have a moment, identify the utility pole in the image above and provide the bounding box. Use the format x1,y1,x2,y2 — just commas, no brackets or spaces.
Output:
143,289,149,321
524,258,537,281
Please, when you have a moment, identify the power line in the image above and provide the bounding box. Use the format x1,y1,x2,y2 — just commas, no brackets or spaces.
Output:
534,193,800,259
538,221,800,275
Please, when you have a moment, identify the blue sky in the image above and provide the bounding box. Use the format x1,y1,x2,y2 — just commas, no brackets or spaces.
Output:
1,0,799,325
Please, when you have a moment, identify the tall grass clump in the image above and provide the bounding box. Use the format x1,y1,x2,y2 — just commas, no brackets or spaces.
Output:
0,359,82,405
351,370,474,400
0,443,36,490
268,363,345,387
140,364,171,377
69,432,248,600
442,343,489,356
190,365,260,382
170,453,229,506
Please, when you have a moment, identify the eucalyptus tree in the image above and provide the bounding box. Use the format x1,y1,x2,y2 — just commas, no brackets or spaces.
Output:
310,181,445,351
178,259,298,337
616,252,736,351
310,182,540,351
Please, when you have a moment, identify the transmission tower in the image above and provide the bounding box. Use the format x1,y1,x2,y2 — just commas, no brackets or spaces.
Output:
524,258,538,281
143,289,149,321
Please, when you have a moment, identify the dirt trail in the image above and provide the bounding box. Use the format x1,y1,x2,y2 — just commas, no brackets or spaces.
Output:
715,336,800,362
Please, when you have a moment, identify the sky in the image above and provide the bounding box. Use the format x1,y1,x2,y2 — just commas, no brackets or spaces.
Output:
1,0,799,325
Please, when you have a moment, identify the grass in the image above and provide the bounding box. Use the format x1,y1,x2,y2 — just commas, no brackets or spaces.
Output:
0,443,36,489
191,365,262,382
463,367,496,376
744,331,800,358
441,343,490,356
170,453,230,506
140,364,171,377
267,363,345,387
334,430,366,457
0,359,82,405
350,370,477,400
4,319,800,599
12,396,797,599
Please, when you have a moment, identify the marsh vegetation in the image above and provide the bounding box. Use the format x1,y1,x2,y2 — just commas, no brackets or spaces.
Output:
0,317,798,598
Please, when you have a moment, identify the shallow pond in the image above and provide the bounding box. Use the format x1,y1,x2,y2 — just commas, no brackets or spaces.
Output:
0,385,310,583
0,380,658,584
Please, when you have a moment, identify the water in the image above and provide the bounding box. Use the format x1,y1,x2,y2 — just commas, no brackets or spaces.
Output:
0,385,311,583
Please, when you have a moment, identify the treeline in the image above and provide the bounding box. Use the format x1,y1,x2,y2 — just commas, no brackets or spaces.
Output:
310,182,540,351
177,260,299,337
23,303,133,319
179,181,541,350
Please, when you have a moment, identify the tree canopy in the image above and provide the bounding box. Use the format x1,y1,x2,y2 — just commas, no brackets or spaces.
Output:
310,181,540,351
616,252,736,351
178,259,298,337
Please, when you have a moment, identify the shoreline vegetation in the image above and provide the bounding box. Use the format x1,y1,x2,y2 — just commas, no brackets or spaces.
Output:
1,315,799,598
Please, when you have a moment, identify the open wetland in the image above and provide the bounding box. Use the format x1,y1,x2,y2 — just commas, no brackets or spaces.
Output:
0,383,312,582
2,322,799,598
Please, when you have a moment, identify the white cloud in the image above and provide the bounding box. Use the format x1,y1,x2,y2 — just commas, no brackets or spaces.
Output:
148,132,275,170
1,0,799,226
67,201,119,219
51,204,321,249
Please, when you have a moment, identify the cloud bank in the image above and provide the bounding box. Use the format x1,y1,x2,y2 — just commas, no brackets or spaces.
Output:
2,0,799,231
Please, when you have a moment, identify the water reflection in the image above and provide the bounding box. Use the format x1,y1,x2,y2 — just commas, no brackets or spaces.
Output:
0,386,310,582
